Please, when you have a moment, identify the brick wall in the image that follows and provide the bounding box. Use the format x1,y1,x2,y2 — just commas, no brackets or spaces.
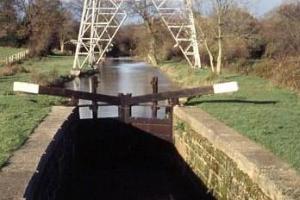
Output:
173,106,300,200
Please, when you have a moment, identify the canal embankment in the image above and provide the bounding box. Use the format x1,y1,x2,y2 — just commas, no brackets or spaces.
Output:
0,55,98,169
0,56,74,169
173,106,300,200
158,61,300,172
157,61,300,199
0,106,74,200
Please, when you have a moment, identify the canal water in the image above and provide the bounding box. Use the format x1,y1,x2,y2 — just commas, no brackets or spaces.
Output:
65,60,178,119
58,60,214,200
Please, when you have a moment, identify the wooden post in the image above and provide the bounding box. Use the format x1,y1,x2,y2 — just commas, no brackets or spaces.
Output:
151,76,158,118
91,76,98,119
118,93,124,121
118,93,132,123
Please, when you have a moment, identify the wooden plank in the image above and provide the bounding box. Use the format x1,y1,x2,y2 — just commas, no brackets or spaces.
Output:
14,81,238,106
129,86,214,105
38,86,120,105
129,117,172,125
133,124,172,142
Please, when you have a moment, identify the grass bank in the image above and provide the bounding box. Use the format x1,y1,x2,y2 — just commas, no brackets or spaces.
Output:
0,55,74,168
160,61,300,172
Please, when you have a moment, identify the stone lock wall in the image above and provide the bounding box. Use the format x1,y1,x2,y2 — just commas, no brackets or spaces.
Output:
24,107,79,200
0,106,75,200
173,106,300,200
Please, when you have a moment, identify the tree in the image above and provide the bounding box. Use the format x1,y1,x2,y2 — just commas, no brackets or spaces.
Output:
128,0,159,65
0,0,18,45
196,0,233,74
27,0,64,56
262,1,300,58
58,11,77,53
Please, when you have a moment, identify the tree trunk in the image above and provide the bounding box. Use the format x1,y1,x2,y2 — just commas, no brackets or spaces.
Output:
216,11,223,75
204,39,215,72
60,40,65,53
145,21,158,66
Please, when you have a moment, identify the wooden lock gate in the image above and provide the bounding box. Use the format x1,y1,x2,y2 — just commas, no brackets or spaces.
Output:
13,77,238,143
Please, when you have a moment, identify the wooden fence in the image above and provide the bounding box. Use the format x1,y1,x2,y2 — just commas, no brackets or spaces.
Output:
4,49,29,65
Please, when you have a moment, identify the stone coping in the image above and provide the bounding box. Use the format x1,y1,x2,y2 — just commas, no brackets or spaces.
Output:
0,106,74,200
174,106,300,200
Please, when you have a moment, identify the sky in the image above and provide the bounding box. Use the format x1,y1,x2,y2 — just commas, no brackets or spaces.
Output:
252,0,283,16
63,0,283,16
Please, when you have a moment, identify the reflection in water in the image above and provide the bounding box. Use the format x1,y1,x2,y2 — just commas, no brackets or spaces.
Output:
65,60,177,119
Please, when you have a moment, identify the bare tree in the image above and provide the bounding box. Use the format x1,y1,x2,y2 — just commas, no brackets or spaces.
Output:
127,0,159,65
196,0,233,74
262,0,300,57
58,11,77,53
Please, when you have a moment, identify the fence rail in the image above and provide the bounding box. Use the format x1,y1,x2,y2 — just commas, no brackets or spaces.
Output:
4,49,29,65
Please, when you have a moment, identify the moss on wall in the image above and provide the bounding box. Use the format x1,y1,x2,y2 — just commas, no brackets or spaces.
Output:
174,117,271,200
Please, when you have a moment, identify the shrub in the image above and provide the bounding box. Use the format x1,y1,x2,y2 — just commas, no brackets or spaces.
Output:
253,57,300,91
31,69,59,86
0,65,29,76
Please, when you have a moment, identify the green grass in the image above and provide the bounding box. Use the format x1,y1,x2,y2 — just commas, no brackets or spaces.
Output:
160,61,300,172
0,47,26,62
0,55,74,167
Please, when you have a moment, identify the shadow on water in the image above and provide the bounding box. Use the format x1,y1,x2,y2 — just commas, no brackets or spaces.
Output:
25,119,215,200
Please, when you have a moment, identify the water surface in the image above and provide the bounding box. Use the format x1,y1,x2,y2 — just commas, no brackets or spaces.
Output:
66,60,178,119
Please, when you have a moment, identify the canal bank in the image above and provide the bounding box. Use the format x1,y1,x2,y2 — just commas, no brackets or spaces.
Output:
0,106,75,200
173,107,300,200
157,61,300,199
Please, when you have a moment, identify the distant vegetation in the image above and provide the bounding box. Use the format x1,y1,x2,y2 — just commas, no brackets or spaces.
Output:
1,0,299,92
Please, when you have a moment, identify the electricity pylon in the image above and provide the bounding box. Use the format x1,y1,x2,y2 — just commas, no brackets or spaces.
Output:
72,0,127,75
152,0,201,68
72,0,201,75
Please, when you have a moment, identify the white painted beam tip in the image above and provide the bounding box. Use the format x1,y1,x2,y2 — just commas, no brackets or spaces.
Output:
13,82,40,94
213,82,239,94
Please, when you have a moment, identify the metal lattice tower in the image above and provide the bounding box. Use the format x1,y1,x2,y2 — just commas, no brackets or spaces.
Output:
151,0,201,68
72,0,201,74
72,0,127,74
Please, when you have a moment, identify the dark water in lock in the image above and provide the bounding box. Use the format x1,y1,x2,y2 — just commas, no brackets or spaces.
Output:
65,59,178,119
53,119,215,200
60,59,214,200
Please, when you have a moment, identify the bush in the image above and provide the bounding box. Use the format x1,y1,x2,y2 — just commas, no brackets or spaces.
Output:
31,69,59,86
0,65,29,76
253,58,300,91
30,69,72,87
